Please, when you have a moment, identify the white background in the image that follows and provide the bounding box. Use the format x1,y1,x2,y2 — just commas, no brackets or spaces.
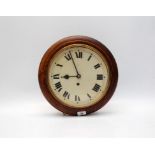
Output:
0,17,155,137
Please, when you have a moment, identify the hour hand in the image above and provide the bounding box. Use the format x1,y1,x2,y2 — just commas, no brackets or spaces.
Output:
61,74,77,79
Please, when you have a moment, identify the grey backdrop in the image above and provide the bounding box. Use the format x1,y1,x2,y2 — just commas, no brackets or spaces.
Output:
0,17,155,137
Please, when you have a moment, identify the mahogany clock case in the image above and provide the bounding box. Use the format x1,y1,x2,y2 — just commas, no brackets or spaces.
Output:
38,36,118,116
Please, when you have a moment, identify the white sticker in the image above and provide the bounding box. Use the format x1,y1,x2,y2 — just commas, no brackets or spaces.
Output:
77,111,86,116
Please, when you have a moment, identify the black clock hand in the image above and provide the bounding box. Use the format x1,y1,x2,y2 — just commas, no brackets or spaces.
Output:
61,75,78,79
69,51,81,78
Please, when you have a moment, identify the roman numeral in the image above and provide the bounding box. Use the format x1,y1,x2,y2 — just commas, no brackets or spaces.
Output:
64,53,72,61
97,74,103,80
52,74,60,79
75,51,82,58
92,84,101,92
75,95,80,102
94,63,101,69
87,93,91,100
55,63,63,67
63,91,70,99
55,82,62,92
87,54,92,61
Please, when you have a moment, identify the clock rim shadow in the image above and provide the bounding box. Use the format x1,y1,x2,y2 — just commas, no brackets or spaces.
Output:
40,109,116,118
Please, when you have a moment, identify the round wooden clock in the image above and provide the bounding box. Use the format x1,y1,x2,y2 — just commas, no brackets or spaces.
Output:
38,36,118,116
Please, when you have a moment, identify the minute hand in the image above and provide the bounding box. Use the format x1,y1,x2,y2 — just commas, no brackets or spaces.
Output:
69,51,80,77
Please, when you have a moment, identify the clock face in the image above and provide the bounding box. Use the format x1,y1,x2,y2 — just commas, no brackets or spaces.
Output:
47,44,110,108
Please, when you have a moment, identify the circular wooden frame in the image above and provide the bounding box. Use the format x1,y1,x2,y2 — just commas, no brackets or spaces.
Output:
38,36,118,116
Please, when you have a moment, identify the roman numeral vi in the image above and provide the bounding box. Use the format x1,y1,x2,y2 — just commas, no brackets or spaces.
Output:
75,95,80,102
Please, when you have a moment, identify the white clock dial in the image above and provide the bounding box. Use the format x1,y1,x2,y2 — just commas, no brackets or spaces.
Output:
47,44,110,108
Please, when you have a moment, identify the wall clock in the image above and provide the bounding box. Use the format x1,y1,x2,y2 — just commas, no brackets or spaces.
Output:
38,36,118,116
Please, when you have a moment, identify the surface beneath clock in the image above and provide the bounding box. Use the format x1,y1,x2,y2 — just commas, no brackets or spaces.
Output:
0,96,155,137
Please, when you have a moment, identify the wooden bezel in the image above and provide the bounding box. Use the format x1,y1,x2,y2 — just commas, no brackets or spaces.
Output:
38,36,118,116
